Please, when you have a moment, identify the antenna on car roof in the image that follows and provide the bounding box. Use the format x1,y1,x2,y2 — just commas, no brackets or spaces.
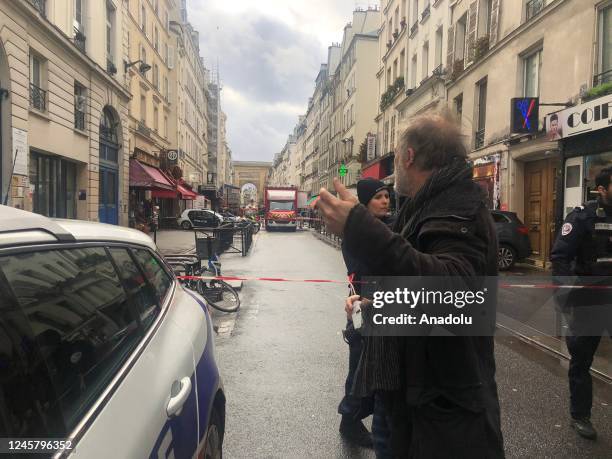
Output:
2,149,18,206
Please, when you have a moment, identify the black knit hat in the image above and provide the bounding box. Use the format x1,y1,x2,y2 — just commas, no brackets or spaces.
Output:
357,178,388,205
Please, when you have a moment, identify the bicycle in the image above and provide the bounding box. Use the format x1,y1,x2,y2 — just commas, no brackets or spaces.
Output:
165,250,241,313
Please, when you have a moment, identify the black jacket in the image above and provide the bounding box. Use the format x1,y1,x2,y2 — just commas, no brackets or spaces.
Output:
551,199,612,308
342,215,394,296
343,173,503,455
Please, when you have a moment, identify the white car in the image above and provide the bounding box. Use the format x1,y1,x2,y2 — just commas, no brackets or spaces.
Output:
0,205,225,459
177,209,225,230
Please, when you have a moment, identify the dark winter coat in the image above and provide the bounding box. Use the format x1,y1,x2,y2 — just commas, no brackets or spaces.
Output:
343,158,504,458
342,215,394,296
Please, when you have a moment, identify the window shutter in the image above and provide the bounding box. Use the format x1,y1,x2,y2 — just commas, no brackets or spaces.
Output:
167,45,174,69
489,0,501,47
446,24,455,70
466,1,478,65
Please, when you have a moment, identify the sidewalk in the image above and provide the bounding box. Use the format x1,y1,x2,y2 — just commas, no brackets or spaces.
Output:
156,229,248,336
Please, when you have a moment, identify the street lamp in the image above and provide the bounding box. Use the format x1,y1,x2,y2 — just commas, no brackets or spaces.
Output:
124,59,152,74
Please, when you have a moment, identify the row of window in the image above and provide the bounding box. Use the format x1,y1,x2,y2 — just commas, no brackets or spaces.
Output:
29,52,93,134
0,245,171,438
139,95,169,139
386,25,444,90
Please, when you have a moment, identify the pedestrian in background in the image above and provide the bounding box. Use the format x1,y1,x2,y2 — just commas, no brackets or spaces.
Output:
551,167,612,440
339,178,392,456
316,113,504,458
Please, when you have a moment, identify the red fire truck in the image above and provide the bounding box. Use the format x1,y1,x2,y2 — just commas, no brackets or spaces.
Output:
264,186,298,231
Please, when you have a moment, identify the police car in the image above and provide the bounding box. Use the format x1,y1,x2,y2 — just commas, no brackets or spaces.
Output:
0,205,225,458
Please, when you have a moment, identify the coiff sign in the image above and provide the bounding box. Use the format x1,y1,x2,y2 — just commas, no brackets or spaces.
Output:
545,93,612,140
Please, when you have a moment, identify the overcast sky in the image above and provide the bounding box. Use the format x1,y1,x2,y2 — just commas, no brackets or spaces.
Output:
187,0,365,162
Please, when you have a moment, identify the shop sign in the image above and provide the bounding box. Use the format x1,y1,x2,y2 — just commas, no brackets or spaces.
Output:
366,134,376,161
167,149,179,164
510,98,539,134
545,93,612,140
11,128,28,176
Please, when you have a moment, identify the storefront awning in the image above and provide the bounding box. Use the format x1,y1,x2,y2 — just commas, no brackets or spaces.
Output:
152,189,178,199
177,184,197,200
361,161,383,180
129,159,174,190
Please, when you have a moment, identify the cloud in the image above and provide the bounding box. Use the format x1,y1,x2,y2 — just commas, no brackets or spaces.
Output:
187,0,359,161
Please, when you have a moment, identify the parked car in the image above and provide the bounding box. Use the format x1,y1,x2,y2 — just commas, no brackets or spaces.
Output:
178,208,225,229
0,205,225,458
220,211,241,223
491,210,532,270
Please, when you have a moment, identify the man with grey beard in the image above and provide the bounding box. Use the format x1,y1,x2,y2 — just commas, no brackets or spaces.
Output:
316,114,504,458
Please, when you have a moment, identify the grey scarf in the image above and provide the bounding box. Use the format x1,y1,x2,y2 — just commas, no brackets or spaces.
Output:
394,157,475,238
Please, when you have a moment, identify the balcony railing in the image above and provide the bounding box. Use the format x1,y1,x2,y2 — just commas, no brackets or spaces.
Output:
30,83,46,111
421,4,431,22
475,128,486,149
410,21,418,38
28,0,45,16
137,120,151,137
526,0,544,21
73,28,86,53
74,110,85,130
593,69,612,86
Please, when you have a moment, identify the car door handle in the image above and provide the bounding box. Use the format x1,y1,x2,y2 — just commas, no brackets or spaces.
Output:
166,377,192,417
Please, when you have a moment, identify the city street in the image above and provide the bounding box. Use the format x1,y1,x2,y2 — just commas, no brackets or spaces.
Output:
158,228,612,458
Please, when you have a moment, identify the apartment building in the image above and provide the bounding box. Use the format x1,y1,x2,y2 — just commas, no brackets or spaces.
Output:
269,133,298,187
444,0,611,267
168,19,207,193
302,96,318,194
337,9,380,188
0,0,131,224
200,78,224,207
368,0,449,184
125,0,187,224
294,116,307,189
321,44,342,191
328,54,345,191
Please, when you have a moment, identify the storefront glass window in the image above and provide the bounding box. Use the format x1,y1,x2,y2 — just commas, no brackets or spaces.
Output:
29,151,77,219
584,151,612,200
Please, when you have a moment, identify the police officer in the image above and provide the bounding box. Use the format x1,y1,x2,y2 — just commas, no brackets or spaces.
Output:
551,167,612,440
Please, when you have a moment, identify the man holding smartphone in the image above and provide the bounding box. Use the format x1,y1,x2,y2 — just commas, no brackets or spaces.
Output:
316,114,504,458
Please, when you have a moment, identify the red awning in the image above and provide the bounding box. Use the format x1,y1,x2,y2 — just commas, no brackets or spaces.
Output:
129,159,174,190
361,161,383,180
152,189,178,199
177,184,197,200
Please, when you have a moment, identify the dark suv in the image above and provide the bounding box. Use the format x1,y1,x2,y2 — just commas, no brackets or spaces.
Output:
491,210,532,270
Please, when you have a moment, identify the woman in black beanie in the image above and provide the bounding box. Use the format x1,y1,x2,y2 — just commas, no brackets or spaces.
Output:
338,178,393,457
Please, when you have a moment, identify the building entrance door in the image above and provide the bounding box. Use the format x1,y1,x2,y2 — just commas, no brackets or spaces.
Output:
524,158,560,267
99,167,118,224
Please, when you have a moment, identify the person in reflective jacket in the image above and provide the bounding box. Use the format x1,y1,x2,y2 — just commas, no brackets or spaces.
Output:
551,167,612,441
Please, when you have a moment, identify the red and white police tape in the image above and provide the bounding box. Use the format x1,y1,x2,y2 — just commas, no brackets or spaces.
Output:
175,274,612,290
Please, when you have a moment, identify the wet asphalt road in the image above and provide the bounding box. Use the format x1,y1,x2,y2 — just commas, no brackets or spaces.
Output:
159,229,611,458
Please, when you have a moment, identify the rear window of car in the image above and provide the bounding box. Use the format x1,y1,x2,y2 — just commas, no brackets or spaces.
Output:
0,245,167,438
492,212,511,223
